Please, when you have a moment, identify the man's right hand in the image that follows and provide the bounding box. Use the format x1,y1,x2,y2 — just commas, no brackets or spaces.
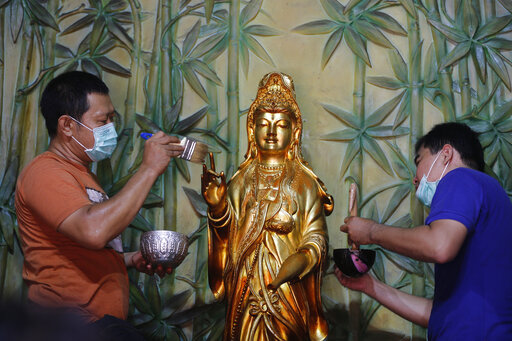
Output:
141,131,184,176
340,216,378,246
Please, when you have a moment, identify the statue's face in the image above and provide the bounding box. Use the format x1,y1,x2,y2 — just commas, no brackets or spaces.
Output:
254,111,294,155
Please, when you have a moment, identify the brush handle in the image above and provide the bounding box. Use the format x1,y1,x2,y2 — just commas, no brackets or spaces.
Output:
348,183,358,250
140,132,153,140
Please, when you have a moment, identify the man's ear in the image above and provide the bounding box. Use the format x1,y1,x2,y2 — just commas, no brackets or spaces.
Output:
57,115,75,137
441,144,454,164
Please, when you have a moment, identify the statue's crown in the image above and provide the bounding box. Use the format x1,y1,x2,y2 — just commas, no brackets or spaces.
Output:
255,72,297,111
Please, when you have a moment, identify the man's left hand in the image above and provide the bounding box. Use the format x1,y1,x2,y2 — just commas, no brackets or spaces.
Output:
126,251,173,278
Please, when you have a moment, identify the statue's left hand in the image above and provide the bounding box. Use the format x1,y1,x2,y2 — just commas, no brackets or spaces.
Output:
267,251,309,291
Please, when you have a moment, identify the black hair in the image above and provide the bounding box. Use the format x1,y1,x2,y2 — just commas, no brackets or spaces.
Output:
415,122,485,171
40,71,109,137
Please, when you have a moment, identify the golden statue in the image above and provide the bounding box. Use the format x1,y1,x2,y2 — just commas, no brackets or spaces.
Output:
201,72,333,340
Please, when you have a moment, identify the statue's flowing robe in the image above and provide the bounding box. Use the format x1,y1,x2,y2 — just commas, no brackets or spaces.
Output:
208,162,329,341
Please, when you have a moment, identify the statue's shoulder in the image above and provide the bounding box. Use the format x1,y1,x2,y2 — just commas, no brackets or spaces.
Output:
227,167,252,197
291,165,319,191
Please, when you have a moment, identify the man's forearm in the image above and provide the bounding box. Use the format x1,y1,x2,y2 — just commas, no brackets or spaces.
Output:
86,165,159,241
370,224,439,262
59,165,160,249
365,276,432,328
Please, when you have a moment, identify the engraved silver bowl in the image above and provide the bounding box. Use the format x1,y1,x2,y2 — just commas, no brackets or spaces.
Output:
140,230,189,268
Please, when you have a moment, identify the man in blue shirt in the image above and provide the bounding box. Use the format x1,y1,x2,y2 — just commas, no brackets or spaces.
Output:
335,122,512,340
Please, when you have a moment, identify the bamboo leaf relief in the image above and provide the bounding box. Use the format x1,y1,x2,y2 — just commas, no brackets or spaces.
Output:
500,140,512,167
173,105,209,134
366,76,404,90
321,103,360,128
354,20,394,49
383,250,424,275
381,183,411,223
183,21,201,57
394,94,411,128
321,129,360,141
462,0,478,38
130,281,154,316
181,62,209,101
25,0,60,31
174,158,191,183
366,126,409,138
292,20,338,35
398,0,417,19
340,138,361,177
364,12,407,36
0,208,14,253
190,32,225,59
389,49,409,84
60,13,96,35
474,15,512,40
129,213,155,232
142,193,164,209
362,137,393,176
146,276,162,317
498,0,512,13
105,18,134,48
479,132,496,148
94,56,131,76
343,0,363,15
244,24,280,36
485,140,501,166
9,0,24,43
164,98,182,131
189,60,222,86
492,100,512,124
239,0,262,27
182,187,207,217
486,38,512,51
486,47,511,90
344,25,371,66
439,40,471,69
320,0,348,22
497,120,512,135
427,19,467,43
366,91,406,127
242,33,275,67
321,27,344,69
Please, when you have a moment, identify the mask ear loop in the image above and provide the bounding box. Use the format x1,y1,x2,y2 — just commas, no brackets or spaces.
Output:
425,151,442,180
68,116,93,151
439,159,449,179
71,136,89,150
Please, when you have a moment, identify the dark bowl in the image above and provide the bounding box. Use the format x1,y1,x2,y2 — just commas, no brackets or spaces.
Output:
333,248,376,278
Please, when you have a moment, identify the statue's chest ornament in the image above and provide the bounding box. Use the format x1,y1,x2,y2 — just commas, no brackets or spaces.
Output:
252,164,296,234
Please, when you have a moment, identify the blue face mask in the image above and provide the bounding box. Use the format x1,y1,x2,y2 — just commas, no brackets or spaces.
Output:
415,151,449,207
70,117,118,162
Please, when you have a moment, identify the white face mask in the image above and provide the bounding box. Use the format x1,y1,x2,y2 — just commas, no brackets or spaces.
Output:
415,151,449,207
69,116,117,162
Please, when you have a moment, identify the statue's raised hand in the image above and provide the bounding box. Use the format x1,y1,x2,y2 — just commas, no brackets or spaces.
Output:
201,153,227,214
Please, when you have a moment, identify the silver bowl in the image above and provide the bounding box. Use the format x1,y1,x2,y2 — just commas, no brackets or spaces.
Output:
140,230,189,268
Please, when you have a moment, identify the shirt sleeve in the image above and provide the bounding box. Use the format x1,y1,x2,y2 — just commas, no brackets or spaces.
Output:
425,169,483,232
19,165,92,230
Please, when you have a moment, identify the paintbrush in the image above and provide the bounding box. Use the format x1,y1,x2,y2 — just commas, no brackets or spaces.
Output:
140,132,208,164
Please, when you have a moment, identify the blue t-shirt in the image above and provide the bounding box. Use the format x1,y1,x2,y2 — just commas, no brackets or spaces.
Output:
426,167,512,340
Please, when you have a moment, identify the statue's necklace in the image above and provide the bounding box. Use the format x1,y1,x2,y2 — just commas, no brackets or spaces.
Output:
256,163,285,190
